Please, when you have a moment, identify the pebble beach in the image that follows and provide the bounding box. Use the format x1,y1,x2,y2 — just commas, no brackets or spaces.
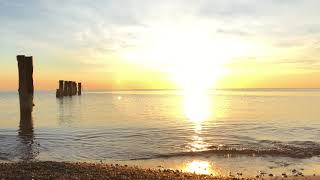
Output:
0,161,318,180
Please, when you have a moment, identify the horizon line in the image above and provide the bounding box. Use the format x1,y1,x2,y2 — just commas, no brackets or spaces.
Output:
2,87,320,92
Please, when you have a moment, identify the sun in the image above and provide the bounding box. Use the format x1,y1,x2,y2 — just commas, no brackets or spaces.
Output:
147,28,229,91
122,24,253,91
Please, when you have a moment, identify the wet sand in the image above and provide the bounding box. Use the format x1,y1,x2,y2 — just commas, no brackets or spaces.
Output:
0,161,318,180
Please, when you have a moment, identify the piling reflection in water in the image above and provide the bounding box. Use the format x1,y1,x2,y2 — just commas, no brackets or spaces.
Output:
57,96,79,126
18,116,38,161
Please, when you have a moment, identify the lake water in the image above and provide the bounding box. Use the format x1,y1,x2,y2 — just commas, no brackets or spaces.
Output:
0,89,320,177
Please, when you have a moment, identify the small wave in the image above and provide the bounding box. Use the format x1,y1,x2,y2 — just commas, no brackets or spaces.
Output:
132,140,320,160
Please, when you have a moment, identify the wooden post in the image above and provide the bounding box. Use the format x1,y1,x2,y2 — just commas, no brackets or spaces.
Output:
17,55,34,121
68,81,72,96
78,82,81,95
56,89,60,98
74,82,77,95
71,81,75,95
66,81,69,96
59,80,64,97
63,81,68,96
65,81,69,96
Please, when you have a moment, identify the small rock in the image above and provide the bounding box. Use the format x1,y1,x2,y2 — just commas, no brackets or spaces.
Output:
268,173,273,177
281,173,288,178
282,174,288,178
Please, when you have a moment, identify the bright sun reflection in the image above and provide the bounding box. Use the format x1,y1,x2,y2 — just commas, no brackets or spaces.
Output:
183,91,210,123
183,90,212,152
184,160,214,175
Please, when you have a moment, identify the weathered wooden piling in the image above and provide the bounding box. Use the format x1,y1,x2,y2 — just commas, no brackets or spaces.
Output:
56,89,60,98
63,81,68,96
72,81,76,95
78,83,81,95
68,81,72,96
17,55,34,121
65,81,69,96
59,80,64,97
74,82,78,95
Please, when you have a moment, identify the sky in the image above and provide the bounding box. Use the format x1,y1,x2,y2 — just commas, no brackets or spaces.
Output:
1,0,320,90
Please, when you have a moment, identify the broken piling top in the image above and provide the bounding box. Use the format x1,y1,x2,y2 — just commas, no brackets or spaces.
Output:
17,55,34,96
17,55,34,121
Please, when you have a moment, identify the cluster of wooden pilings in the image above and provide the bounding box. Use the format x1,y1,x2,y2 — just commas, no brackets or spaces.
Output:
56,80,82,98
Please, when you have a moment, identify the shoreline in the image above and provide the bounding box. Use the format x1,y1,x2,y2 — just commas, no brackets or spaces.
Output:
0,161,317,179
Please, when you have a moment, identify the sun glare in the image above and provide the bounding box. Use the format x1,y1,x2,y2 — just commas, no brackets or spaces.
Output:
123,25,253,90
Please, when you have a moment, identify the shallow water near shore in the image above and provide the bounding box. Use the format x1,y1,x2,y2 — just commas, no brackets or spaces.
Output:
0,89,320,176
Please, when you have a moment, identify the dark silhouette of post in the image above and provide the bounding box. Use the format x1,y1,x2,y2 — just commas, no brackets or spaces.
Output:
59,80,64,97
66,81,69,96
68,81,72,96
71,81,75,95
56,89,60,98
74,81,77,95
78,82,81,95
63,81,68,96
17,55,34,121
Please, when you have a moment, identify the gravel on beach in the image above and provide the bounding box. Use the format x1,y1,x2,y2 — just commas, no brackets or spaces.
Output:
0,161,318,180
0,161,227,180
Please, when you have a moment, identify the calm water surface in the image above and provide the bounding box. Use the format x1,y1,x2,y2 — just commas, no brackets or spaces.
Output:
0,89,320,176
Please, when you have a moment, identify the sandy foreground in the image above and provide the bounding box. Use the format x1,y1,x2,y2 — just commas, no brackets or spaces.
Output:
0,161,318,180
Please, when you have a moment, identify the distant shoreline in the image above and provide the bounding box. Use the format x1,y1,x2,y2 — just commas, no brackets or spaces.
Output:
0,161,317,179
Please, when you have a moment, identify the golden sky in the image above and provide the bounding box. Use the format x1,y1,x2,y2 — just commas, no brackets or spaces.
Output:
1,1,320,90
